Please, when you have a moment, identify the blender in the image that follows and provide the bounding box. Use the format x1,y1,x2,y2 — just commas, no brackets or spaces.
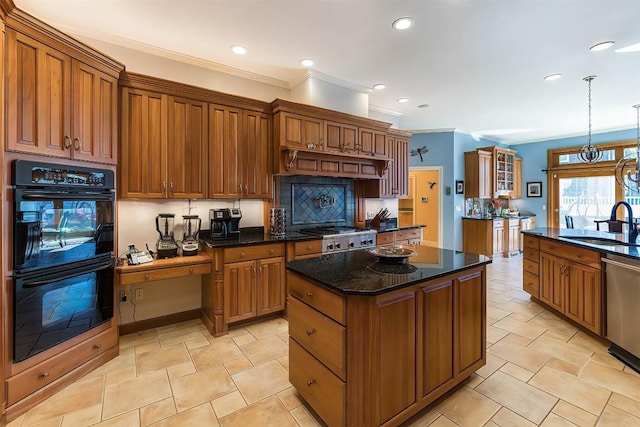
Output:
156,213,178,258
181,215,201,256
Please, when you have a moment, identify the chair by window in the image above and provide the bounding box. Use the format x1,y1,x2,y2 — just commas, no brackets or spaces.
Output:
594,219,624,233
565,215,574,229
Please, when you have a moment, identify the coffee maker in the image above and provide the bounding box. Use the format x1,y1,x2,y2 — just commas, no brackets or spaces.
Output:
181,215,201,256
156,213,178,258
210,208,242,239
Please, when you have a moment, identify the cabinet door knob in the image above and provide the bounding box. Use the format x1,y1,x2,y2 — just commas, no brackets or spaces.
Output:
306,379,315,386
64,135,72,149
306,329,314,336
41,372,49,378
93,343,102,349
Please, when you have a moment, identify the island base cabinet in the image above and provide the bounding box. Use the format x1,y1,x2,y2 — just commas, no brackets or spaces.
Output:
289,339,345,427
288,265,486,427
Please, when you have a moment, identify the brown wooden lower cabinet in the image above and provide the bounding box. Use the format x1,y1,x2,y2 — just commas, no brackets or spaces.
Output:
522,235,603,335
202,243,286,336
288,265,486,427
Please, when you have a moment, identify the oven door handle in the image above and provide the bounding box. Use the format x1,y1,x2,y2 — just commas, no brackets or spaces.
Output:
20,192,114,201
22,260,114,288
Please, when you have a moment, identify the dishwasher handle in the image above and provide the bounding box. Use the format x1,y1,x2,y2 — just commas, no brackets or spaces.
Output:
601,257,640,273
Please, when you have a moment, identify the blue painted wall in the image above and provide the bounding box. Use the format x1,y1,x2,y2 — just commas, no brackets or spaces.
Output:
409,128,636,250
511,128,637,226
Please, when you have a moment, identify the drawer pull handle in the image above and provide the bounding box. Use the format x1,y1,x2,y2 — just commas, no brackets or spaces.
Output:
307,245,312,250
306,292,313,297
94,344,102,349
306,329,314,336
269,249,274,254
189,268,194,274
240,252,245,257
41,372,49,378
306,379,315,386
144,274,150,280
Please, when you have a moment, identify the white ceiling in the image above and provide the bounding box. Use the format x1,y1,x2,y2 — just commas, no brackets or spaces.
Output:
14,0,640,144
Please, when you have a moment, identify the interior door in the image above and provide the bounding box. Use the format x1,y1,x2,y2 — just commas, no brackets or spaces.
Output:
410,169,441,247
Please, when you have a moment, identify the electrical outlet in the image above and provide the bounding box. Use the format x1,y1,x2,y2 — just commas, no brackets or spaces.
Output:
135,288,144,301
119,290,127,302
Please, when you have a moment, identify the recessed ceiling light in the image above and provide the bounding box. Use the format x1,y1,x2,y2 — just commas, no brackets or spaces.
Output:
373,83,386,90
300,59,314,67
544,73,563,81
397,98,409,103
392,17,414,30
615,43,640,53
230,45,247,55
589,41,615,51
417,104,429,108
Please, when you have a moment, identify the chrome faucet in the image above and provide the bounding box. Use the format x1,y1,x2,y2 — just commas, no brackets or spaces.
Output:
610,201,639,244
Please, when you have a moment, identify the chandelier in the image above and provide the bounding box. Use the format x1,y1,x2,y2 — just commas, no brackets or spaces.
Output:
577,75,604,163
615,104,640,193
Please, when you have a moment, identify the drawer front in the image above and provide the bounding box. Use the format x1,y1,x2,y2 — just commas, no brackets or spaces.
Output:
288,297,346,380
225,243,285,263
523,258,539,276
396,228,421,241
294,240,323,257
540,240,600,268
523,235,540,250
493,219,505,228
523,246,539,262
7,327,117,405
376,232,395,246
119,263,211,285
288,272,345,325
289,339,345,427
523,271,539,298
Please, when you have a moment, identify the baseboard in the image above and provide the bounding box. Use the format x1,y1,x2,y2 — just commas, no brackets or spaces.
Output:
118,309,201,336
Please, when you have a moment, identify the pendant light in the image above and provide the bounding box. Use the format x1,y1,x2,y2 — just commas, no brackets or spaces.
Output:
577,75,603,163
615,104,640,193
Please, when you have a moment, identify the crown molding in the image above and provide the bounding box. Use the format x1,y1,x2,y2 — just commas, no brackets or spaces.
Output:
52,24,292,89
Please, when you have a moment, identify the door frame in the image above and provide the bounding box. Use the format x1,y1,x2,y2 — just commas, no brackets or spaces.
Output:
408,166,443,248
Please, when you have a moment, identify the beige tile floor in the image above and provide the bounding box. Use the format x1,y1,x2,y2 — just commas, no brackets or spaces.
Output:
7,254,640,426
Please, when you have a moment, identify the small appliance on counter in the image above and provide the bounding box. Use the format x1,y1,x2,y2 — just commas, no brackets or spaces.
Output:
210,208,242,239
156,213,178,258
181,215,201,256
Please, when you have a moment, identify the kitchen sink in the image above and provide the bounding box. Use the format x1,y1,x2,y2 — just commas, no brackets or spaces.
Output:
558,235,637,247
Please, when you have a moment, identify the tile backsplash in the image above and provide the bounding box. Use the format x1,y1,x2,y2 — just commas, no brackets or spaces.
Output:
278,176,354,231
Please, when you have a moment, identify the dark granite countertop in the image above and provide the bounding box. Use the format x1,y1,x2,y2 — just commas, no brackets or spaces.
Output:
463,215,534,220
286,246,491,296
523,227,640,260
199,225,426,249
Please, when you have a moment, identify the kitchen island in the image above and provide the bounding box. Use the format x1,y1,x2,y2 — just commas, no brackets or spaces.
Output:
286,246,491,427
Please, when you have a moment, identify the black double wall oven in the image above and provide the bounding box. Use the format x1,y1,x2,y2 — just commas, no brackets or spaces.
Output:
12,160,116,363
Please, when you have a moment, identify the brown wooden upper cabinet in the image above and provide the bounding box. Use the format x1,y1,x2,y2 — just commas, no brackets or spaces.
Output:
465,147,522,199
324,120,358,154
6,29,120,164
464,150,492,199
209,104,272,199
278,112,324,150
359,127,388,158
355,130,411,199
119,89,207,199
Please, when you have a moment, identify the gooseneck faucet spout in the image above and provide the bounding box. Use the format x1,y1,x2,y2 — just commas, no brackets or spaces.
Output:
610,201,639,244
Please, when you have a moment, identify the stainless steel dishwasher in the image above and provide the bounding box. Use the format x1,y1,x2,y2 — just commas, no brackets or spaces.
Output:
602,254,640,373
